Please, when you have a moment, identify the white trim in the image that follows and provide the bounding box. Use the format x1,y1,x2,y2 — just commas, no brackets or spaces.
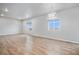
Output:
26,33,79,44
0,33,79,44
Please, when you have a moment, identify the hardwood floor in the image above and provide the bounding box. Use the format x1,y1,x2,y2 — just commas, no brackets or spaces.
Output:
31,37,79,55
0,34,79,55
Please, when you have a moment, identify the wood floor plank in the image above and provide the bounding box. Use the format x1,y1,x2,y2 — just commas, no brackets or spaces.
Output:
0,34,79,55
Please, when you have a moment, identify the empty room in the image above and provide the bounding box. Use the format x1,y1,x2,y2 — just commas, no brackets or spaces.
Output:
0,3,79,55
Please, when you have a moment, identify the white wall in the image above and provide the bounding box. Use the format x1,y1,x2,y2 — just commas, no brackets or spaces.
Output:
24,7,79,42
0,18,20,35
32,15,48,35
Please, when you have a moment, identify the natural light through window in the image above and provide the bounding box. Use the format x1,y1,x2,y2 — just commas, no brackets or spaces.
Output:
26,20,32,31
48,12,60,31
48,19,60,30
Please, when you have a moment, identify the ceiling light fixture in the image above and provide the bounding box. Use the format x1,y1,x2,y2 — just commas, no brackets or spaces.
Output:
4,8,8,12
0,13,4,16
0,8,8,16
48,12,57,19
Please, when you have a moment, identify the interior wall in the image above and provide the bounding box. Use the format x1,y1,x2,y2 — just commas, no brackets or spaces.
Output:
0,18,20,35
32,15,48,35
23,7,79,42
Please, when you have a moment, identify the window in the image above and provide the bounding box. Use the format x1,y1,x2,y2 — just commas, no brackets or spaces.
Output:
48,19,60,31
26,20,32,30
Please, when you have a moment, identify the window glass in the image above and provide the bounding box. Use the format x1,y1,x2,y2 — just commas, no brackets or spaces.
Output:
48,19,60,30
26,20,32,30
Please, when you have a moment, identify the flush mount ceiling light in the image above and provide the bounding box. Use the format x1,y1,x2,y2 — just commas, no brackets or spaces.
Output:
48,12,57,19
1,8,8,12
4,8,8,12
0,8,8,16
0,13,4,16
